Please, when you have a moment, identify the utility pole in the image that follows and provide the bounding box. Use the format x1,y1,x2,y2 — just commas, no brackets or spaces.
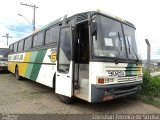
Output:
2,33,12,46
145,39,151,73
20,2,39,31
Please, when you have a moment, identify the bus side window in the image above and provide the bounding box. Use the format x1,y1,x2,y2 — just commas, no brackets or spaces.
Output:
24,37,32,50
33,34,38,47
45,29,50,44
13,43,18,52
45,26,59,45
18,40,24,52
33,32,44,47
24,39,27,50
9,45,13,52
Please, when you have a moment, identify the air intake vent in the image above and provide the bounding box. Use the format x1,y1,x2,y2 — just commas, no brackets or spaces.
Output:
76,13,88,23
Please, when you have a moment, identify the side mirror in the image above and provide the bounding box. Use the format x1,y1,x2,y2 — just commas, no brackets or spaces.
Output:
90,22,97,35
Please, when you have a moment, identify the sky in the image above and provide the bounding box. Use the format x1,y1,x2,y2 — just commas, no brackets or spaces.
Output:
0,0,160,60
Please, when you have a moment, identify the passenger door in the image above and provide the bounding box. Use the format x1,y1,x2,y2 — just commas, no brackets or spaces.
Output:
56,26,73,97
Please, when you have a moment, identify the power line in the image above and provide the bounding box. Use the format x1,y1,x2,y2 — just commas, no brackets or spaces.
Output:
2,33,12,46
20,2,39,31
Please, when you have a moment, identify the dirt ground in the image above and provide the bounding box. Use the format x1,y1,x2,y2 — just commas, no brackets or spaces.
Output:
0,71,160,116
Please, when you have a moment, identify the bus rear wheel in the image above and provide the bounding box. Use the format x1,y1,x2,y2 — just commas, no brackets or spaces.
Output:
58,94,73,104
15,67,21,80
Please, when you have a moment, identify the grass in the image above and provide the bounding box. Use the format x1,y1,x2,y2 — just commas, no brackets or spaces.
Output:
137,69,160,108
141,70,160,97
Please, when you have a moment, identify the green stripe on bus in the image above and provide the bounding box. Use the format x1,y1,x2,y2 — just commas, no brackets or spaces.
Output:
127,64,137,68
25,51,38,78
30,49,47,81
125,71,137,76
126,64,137,76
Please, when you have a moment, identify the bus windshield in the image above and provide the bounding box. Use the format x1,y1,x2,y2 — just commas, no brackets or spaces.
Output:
123,24,138,60
92,15,138,60
0,48,9,58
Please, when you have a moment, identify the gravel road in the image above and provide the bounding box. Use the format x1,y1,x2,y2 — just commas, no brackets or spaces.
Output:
0,72,160,115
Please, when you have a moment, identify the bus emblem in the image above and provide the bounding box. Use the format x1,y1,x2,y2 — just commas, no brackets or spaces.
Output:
107,71,125,77
51,51,56,62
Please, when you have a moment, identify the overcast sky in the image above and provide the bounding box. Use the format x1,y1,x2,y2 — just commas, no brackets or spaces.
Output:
0,0,160,60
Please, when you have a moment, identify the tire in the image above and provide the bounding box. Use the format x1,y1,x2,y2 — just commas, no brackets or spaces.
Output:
52,74,56,91
15,67,21,80
58,94,73,104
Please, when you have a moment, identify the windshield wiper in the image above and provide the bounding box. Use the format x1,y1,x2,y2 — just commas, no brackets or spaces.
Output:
126,38,139,64
114,32,122,64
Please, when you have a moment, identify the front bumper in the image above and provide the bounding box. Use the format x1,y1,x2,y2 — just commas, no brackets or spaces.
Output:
0,66,8,70
91,81,143,102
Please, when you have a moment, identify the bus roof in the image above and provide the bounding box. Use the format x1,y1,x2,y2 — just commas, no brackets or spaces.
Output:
33,10,135,34
10,10,135,46
90,10,135,28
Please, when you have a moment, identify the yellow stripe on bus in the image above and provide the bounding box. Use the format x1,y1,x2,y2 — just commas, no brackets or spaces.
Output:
19,52,32,76
137,64,142,75
8,62,16,73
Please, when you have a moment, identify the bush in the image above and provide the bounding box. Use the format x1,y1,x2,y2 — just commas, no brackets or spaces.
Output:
148,76,160,97
142,70,160,97
143,70,151,85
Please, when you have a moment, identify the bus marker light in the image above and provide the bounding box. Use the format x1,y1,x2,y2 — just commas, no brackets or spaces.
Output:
105,78,114,83
105,78,109,83
109,78,114,82
98,78,104,84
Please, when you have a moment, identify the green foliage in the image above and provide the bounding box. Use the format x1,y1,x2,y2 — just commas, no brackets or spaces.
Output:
142,70,160,97
133,69,160,107
143,70,151,86
148,76,160,97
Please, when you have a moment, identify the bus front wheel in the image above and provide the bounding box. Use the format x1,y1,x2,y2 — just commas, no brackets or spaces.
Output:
58,94,73,104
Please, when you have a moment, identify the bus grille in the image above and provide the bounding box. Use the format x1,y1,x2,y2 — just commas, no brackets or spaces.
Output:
117,76,138,83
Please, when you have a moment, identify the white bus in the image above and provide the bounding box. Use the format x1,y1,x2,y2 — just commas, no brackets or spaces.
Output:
0,48,9,70
8,11,143,103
